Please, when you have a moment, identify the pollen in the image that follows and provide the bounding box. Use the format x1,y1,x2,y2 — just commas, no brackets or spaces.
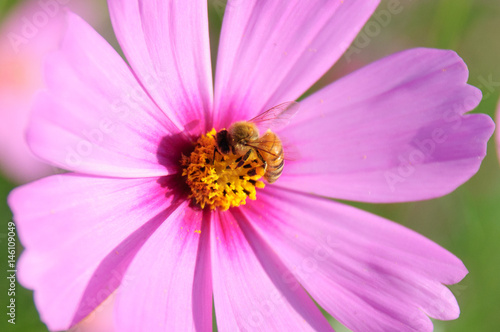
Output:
180,129,266,210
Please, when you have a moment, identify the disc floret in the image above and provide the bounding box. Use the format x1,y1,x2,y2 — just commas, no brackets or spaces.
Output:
181,129,266,210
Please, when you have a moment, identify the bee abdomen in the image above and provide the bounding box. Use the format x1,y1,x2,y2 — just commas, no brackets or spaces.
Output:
264,147,284,183
265,165,284,183
257,131,285,183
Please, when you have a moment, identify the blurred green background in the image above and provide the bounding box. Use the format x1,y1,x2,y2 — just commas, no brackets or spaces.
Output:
1,0,499,331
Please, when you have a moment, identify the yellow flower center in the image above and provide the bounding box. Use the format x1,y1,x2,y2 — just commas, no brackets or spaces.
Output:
180,129,266,210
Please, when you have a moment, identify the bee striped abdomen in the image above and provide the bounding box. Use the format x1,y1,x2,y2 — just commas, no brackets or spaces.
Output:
258,131,284,183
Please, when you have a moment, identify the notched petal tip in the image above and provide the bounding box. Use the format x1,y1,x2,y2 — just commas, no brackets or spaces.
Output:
245,188,469,331
412,48,470,83
279,47,495,203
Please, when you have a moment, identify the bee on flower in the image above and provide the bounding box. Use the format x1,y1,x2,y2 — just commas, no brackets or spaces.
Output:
8,1,495,331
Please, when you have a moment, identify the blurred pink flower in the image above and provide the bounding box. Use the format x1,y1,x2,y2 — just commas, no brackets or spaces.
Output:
0,0,105,183
9,1,495,331
497,99,500,164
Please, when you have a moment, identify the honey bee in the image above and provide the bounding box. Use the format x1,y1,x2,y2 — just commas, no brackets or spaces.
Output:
215,101,299,183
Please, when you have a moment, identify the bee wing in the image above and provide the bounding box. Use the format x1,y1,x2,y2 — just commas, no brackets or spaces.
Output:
281,138,301,161
249,101,300,131
245,137,301,161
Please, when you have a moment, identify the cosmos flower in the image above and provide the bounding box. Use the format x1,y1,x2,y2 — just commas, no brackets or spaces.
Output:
8,1,495,331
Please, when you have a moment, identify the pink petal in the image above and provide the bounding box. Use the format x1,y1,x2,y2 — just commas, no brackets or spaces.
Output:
213,0,379,128
0,92,54,183
279,48,495,202
211,210,333,332
108,0,213,134
28,13,186,177
244,186,468,332
8,174,186,330
73,294,115,332
115,209,211,331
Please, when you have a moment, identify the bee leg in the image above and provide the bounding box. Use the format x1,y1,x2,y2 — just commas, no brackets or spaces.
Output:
235,149,252,168
243,149,252,161
255,149,267,170
212,149,219,165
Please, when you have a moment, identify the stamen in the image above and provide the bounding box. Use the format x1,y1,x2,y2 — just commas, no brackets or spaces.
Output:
181,129,266,210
